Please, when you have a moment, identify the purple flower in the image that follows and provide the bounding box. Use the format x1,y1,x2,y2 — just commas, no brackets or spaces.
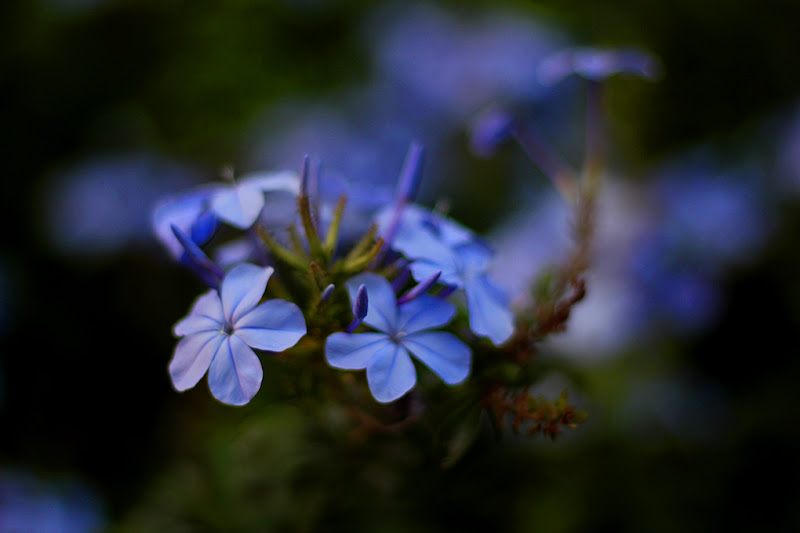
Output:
377,205,515,345
374,4,565,119
153,171,299,260
169,263,306,405
44,154,200,257
325,273,471,403
210,171,299,229
0,470,105,533
538,47,660,86
153,186,222,260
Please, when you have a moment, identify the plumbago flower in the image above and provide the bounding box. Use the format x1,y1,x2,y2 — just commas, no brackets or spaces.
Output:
538,47,660,86
169,263,306,405
154,123,592,439
153,170,299,259
325,273,470,403
376,204,515,346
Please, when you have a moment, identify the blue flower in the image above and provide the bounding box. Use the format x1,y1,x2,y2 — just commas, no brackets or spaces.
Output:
538,47,660,86
0,470,106,533
152,171,300,259
210,171,299,229
377,204,515,346
153,186,223,260
325,273,471,403
169,263,307,405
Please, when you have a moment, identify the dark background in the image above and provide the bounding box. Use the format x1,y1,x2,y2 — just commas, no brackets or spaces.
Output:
1,0,800,531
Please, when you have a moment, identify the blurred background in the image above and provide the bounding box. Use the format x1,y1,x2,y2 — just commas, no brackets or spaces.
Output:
2,0,800,531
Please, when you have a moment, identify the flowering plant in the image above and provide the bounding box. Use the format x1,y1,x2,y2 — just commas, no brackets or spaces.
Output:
152,48,655,456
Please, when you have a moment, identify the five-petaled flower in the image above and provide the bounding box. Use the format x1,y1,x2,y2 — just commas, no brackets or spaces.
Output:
377,204,515,346
169,263,307,405
325,273,471,403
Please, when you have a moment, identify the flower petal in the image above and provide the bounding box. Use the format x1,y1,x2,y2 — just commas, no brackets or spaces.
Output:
234,299,306,351
366,343,416,403
325,332,392,370
221,264,274,324
346,273,397,334
453,241,492,276
410,258,460,287
152,187,219,259
168,330,226,391
173,290,225,336
207,335,263,406
397,295,455,334
402,331,471,385
238,170,300,195
211,184,266,229
465,274,515,346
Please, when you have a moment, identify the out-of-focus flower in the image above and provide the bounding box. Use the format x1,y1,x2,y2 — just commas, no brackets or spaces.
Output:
650,166,769,266
152,186,221,261
373,4,565,120
169,263,306,405
538,47,660,86
0,470,105,533
43,154,201,257
326,273,471,403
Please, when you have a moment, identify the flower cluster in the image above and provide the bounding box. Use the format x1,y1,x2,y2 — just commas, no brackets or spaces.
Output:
153,142,514,407
151,48,654,441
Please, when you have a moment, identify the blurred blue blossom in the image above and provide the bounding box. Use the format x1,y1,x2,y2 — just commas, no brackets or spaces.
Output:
326,273,471,403
628,232,723,333
372,3,565,121
0,470,105,533
152,187,221,261
169,263,306,405
649,167,769,267
538,47,660,86
247,5,568,213
43,154,201,257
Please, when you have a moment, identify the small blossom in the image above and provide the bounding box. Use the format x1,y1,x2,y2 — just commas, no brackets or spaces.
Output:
469,106,516,158
325,273,471,403
153,171,300,258
376,205,515,345
169,263,307,405
209,171,299,229
153,186,221,260
538,47,660,86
